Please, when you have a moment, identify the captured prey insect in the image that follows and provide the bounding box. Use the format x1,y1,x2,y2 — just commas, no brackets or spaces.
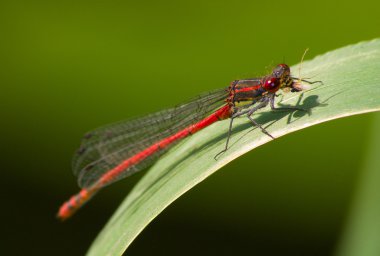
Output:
58,63,321,220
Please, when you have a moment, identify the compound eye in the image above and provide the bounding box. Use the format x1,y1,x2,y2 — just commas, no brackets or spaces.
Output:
263,77,280,92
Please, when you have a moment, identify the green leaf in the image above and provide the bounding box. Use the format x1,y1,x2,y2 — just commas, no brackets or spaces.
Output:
335,113,380,256
87,39,380,256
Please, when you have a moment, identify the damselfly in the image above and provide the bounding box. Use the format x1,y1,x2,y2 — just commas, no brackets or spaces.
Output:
58,63,321,220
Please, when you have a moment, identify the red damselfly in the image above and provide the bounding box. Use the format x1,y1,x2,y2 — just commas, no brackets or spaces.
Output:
58,63,321,220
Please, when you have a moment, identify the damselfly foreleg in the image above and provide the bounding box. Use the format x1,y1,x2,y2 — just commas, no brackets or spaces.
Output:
269,93,306,112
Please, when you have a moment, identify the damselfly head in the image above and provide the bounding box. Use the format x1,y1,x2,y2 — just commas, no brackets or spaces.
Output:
263,77,281,92
272,64,290,78
270,64,294,92
262,64,293,93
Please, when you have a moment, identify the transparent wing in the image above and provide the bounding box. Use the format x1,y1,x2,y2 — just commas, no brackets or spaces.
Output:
73,88,228,188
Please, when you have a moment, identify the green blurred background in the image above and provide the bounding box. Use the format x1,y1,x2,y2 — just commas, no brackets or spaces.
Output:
1,0,380,255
